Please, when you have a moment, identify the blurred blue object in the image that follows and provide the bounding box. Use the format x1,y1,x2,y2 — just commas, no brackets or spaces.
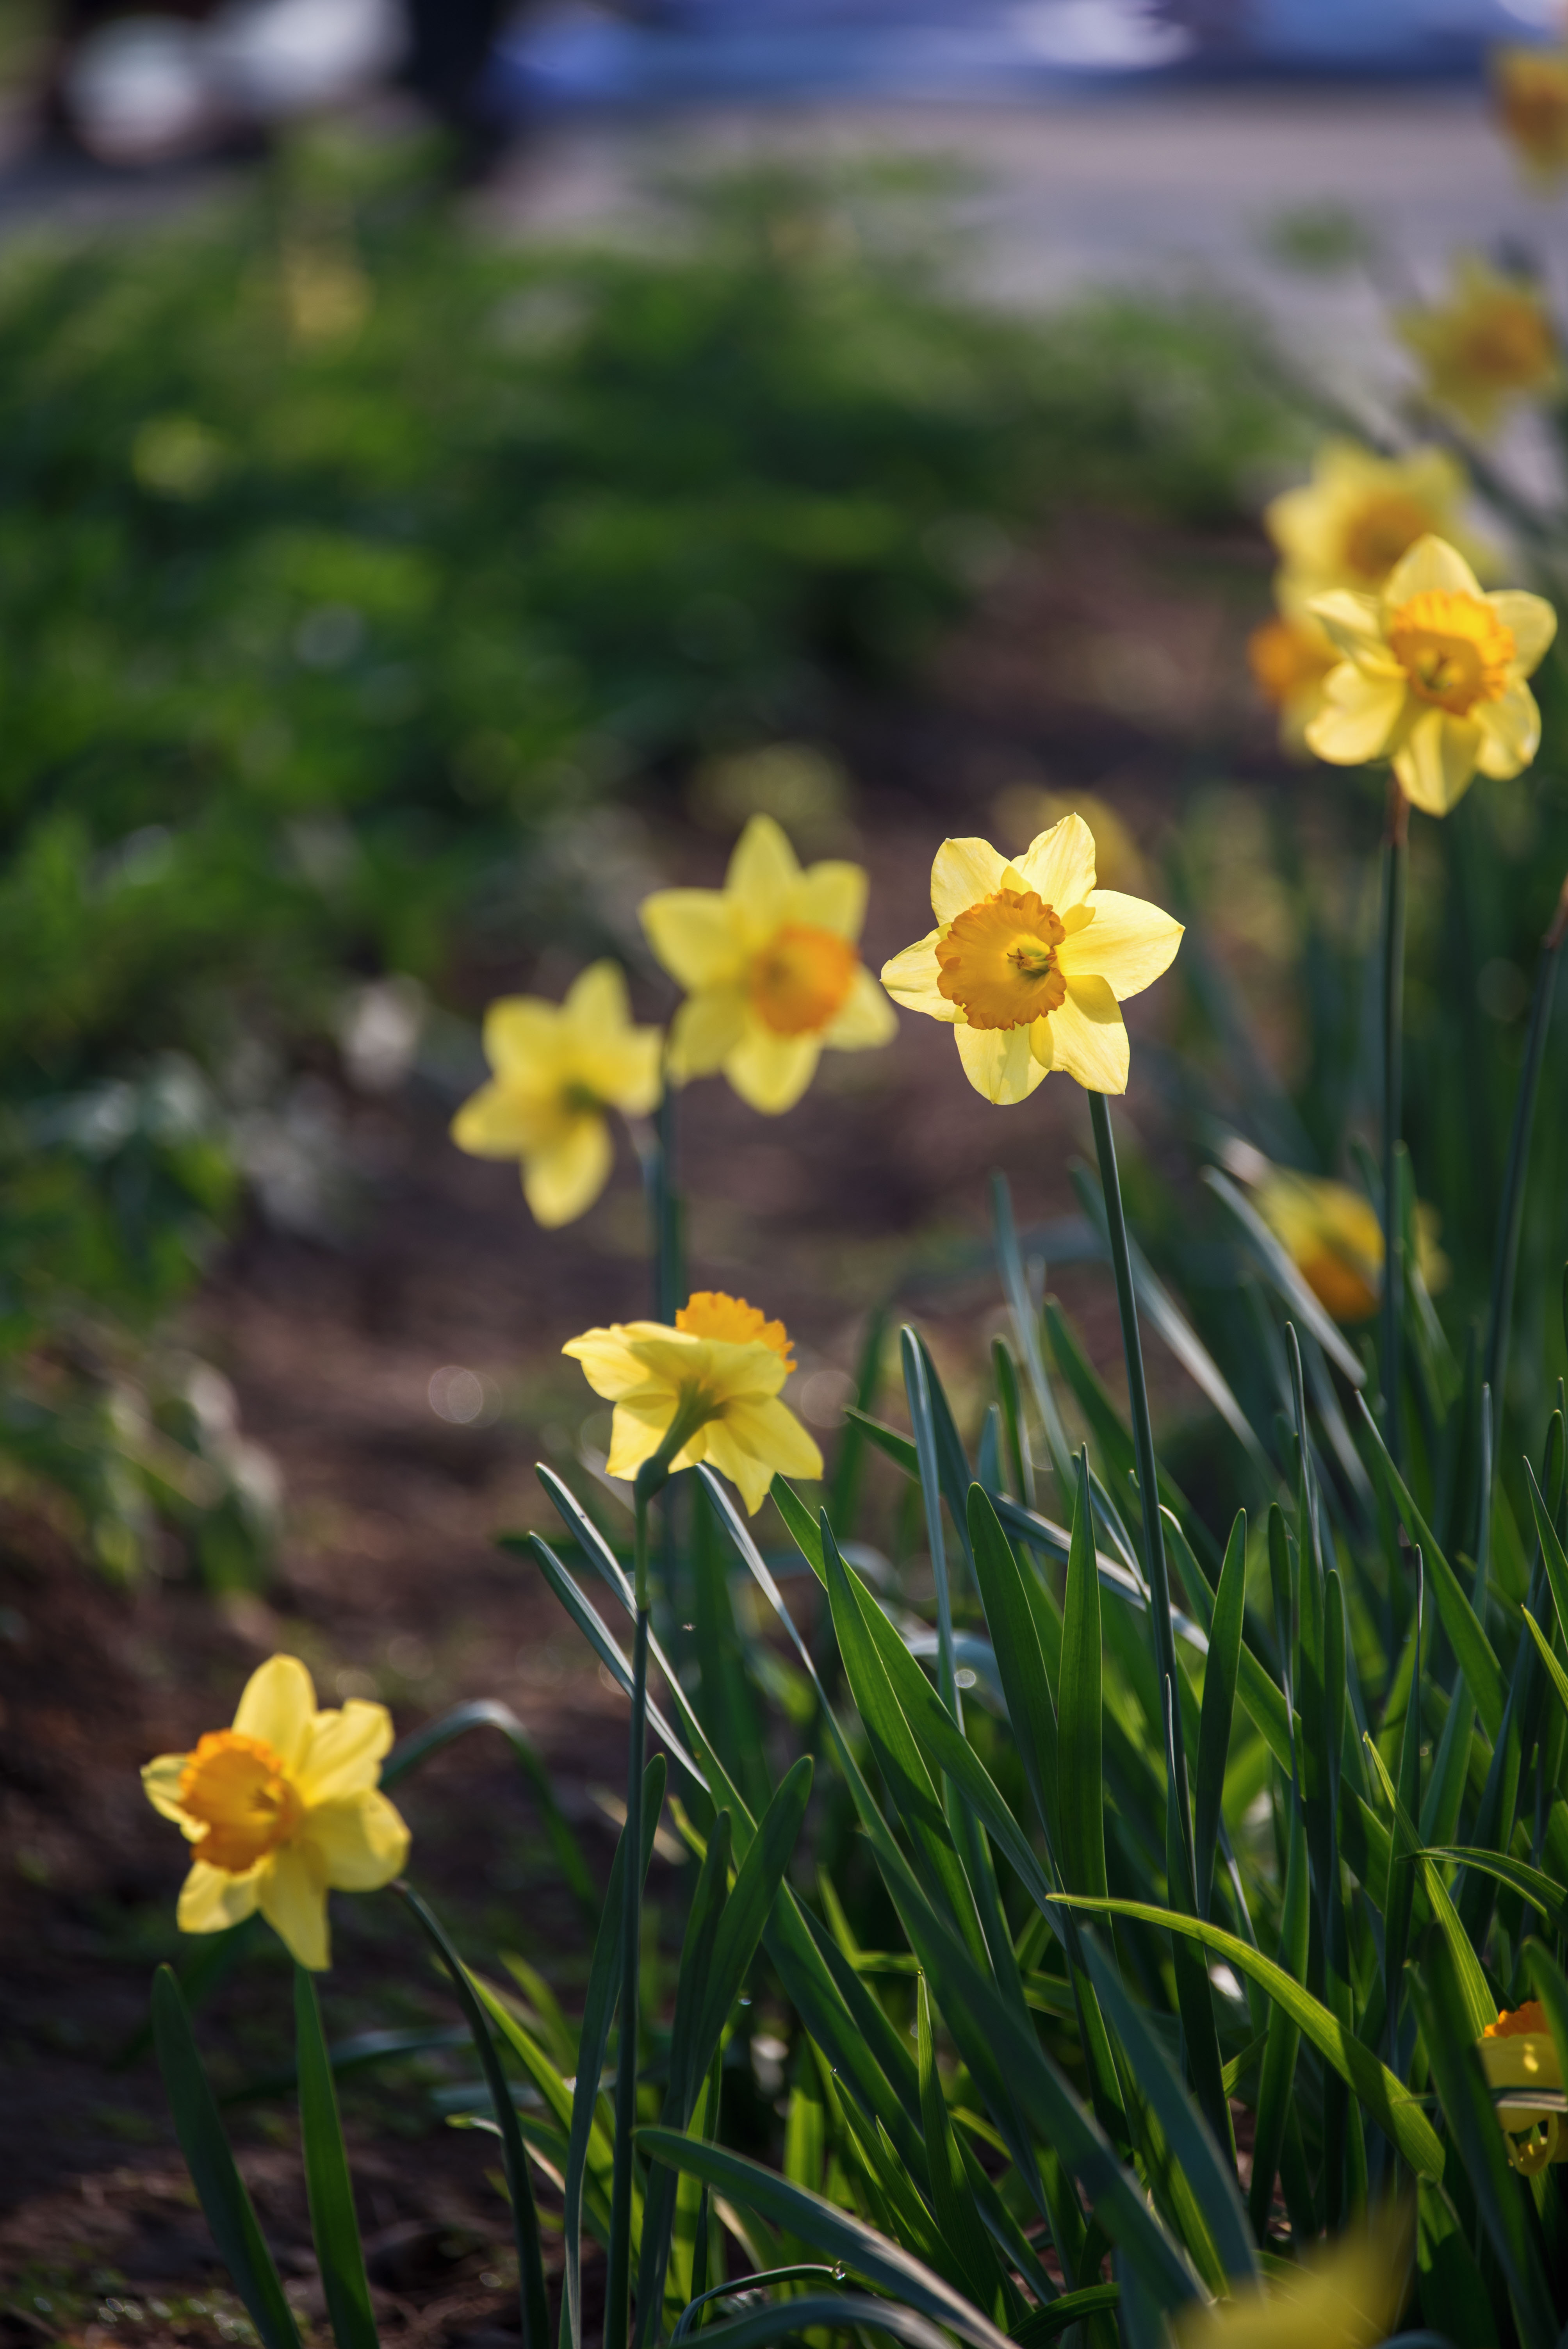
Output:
490,0,1563,110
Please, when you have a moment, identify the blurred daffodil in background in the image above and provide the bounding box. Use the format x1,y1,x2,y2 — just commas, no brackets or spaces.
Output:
1398,255,1561,438
1305,534,1557,814
452,962,663,1228
1247,613,1340,750
564,1290,821,1512
880,814,1181,1103
1226,1141,1448,1323
1481,2001,1568,2171
992,785,1147,893
640,813,894,1114
1175,2217,1411,2349
142,1655,408,1971
1494,46,1568,187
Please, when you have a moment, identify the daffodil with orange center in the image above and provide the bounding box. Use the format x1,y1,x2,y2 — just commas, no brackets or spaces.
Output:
451,962,663,1228
1227,1145,1448,1324
1481,2002,1568,2173
1265,439,1486,608
142,1655,409,1970
1305,534,1557,815
563,1290,822,1513
640,815,895,1115
1398,255,1562,439
879,814,1182,1104
1493,46,1568,187
1247,614,1340,752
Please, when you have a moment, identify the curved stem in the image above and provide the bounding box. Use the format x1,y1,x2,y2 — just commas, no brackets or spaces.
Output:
1482,872,1568,1449
1088,1088,1192,1865
1381,783,1409,1473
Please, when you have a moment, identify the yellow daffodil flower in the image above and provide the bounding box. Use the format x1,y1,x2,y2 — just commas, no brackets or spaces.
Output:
1305,535,1557,815
1175,2218,1410,2349
564,1290,822,1513
1481,2002,1568,2173
879,814,1182,1105
1398,255,1562,439
1265,439,1485,607
142,1655,409,1971
1225,1142,1448,1322
451,962,663,1228
1493,46,1568,188
1247,614,1340,751
640,814,896,1116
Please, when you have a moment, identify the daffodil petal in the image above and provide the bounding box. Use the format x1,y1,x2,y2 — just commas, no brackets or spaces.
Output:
1384,533,1484,605
524,1115,612,1228
605,1394,675,1481
563,1327,669,1400
701,1420,777,1514
581,1028,664,1117
719,1395,825,1485
178,1858,263,1935
1306,590,1394,663
258,1844,331,1971
1486,590,1558,674
931,838,1010,925
233,1655,315,1770
668,987,747,1079
824,964,899,1049
451,1078,556,1158
1059,891,1183,1001
640,889,745,990
1051,977,1131,1094
723,1025,821,1115
298,1701,393,1807
1304,670,1407,765
1014,813,1097,911
794,859,867,939
879,931,960,1022
727,814,801,932
481,997,560,1072
1475,678,1540,775
563,959,631,1031
1393,707,1481,814
143,1752,192,1822
303,1792,410,1890
1028,1017,1054,1069
953,1023,1048,1105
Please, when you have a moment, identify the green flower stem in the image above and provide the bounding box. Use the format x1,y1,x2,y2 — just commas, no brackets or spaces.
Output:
646,1076,684,1324
1088,1087,1193,1866
1482,870,1568,1450
1380,784,1409,1472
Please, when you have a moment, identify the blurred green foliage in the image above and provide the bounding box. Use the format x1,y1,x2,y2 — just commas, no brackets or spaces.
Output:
0,132,1294,1576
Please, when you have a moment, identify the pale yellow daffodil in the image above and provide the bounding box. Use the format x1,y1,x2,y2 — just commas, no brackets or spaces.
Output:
142,1655,409,1971
451,962,662,1228
1398,255,1561,439
1493,46,1568,188
879,814,1182,1105
1305,535,1557,815
1175,2217,1411,2349
640,814,896,1116
1481,2002,1568,2172
1247,613,1340,752
1265,439,1486,608
564,1289,822,1513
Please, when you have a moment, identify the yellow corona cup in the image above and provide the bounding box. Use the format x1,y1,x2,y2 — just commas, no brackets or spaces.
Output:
564,1290,822,1513
880,814,1182,1104
142,1655,409,1971
1481,2003,1568,2173
640,813,895,1116
451,961,663,1228
1305,535,1557,815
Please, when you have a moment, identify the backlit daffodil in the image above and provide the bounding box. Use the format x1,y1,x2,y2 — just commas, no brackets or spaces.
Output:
1229,1146,1448,1324
1305,535,1557,816
1481,2002,1568,2173
564,1290,822,1513
1265,439,1482,608
1174,2221,1410,2349
879,816,1182,1104
640,814,896,1116
141,1656,409,1971
451,962,662,1228
1398,255,1562,439
1493,46,1568,188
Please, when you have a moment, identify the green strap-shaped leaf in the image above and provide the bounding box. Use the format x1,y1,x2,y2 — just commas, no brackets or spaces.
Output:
1526,1459,1568,1638
1355,1395,1505,1740
294,1968,378,2349
677,2290,970,2349
638,2133,1011,2349
1383,1558,1425,2040
917,1975,1007,2313
526,1531,707,1785
1416,2177,1496,2349
1007,2285,1121,2346
151,1967,301,2349
1058,1450,1107,1902
967,1485,1062,1860
1193,1513,1245,1922
382,1696,595,1919
1051,1894,1442,2177
1429,1843,1568,1939
1363,1741,1492,2039
1409,1930,1557,2349
1201,1168,1365,1384
771,1476,826,1583
1521,1606,1568,1733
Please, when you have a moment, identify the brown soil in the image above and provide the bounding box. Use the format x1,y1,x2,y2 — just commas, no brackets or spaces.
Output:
0,507,1283,2346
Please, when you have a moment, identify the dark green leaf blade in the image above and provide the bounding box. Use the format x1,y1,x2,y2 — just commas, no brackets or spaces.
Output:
294,1967,378,2349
